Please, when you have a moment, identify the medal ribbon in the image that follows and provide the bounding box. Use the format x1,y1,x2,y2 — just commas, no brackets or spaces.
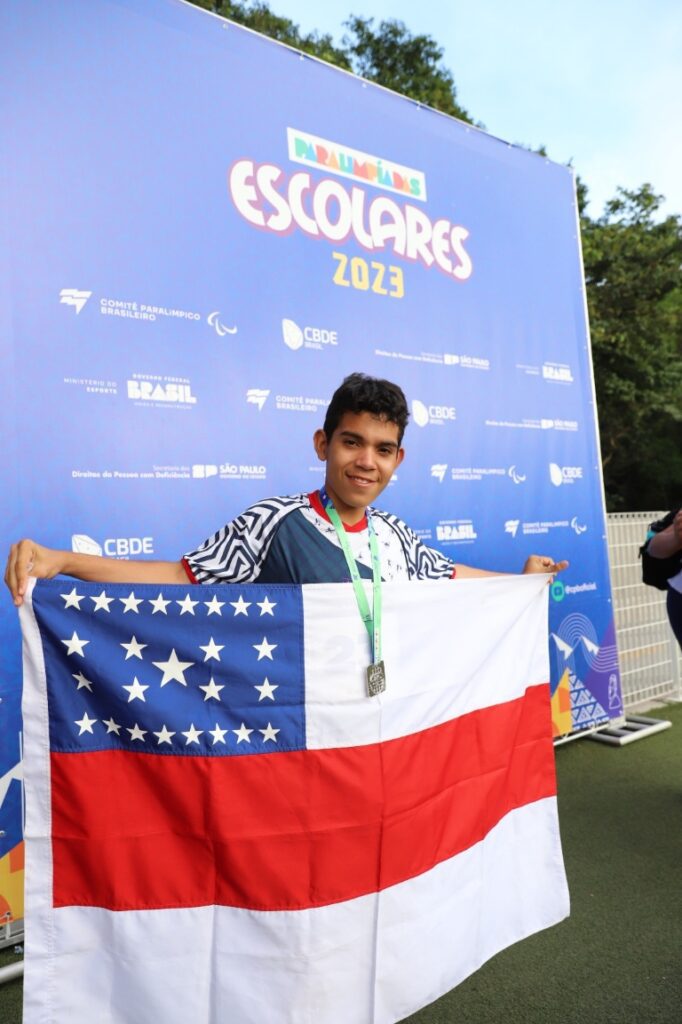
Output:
320,487,382,665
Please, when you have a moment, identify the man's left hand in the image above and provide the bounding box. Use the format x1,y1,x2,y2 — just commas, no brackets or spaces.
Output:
522,555,569,576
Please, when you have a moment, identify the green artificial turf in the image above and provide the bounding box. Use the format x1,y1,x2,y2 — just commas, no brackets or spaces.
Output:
2,706,680,1024
404,704,682,1023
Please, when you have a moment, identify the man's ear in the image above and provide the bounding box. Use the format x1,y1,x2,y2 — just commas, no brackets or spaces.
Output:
313,428,328,462
395,447,405,469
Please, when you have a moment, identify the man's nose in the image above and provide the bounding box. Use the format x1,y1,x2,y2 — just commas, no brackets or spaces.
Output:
355,447,377,468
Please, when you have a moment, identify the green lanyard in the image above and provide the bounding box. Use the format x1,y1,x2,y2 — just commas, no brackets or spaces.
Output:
321,489,386,694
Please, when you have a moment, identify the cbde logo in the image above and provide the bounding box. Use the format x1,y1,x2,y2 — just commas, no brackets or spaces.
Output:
282,318,338,351
72,534,154,558
412,399,456,427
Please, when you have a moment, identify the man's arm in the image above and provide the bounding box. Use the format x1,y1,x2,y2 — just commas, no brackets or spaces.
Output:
454,555,569,579
5,539,188,607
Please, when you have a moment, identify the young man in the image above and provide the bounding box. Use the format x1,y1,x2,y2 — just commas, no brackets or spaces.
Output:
5,373,567,604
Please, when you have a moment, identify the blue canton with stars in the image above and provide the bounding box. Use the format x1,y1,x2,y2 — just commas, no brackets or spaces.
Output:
32,579,305,757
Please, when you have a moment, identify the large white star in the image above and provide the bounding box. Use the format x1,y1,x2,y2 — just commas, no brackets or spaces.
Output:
233,722,253,743
254,677,278,701
103,718,121,735
204,595,225,616
72,671,93,692
257,596,277,616
152,649,194,686
61,587,84,610
122,676,149,702
120,592,143,613
149,592,171,615
177,594,199,615
127,723,147,742
199,637,224,662
62,631,90,657
209,723,228,745
91,590,114,612
120,635,147,660
182,723,203,745
75,712,97,735
230,595,251,616
253,636,277,661
259,722,280,743
153,725,175,745
199,677,224,702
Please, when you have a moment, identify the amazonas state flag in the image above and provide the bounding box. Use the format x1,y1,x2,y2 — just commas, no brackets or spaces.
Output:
20,574,568,1024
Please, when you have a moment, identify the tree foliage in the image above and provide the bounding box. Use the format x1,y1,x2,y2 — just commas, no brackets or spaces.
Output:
581,185,682,508
190,1,682,510
342,16,473,122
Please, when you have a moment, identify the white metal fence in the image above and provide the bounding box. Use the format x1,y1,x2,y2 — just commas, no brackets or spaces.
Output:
606,511,681,708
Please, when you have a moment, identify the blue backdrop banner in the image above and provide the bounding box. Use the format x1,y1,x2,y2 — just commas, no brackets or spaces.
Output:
0,0,622,886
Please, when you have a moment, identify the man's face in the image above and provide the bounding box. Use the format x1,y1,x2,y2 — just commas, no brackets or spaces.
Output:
313,410,404,521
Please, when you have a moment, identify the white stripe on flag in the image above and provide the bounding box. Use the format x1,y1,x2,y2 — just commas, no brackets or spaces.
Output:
24,799,567,1024
304,574,550,748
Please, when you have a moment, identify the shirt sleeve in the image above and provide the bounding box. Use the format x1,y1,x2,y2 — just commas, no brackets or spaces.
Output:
182,494,308,584
374,510,457,580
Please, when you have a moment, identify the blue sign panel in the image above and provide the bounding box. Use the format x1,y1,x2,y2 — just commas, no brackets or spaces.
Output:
0,0,621,876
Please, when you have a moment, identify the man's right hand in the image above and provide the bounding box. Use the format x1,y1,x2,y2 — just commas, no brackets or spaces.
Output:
5,540,65,607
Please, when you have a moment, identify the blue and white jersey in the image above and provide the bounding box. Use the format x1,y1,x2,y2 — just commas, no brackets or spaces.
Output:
183,492,456,585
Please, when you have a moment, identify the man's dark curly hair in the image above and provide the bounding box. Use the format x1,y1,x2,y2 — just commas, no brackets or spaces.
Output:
323,373,409,444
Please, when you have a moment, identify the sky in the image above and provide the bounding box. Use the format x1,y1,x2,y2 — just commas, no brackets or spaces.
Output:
266,0,682,220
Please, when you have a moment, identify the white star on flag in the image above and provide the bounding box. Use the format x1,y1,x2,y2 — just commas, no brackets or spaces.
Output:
127,723,147,742
149,593,171,615
199,637,224,662
254,678,278,701
257,596,276,616
199,678,224,702
233,722,253,743
122,677,149,703
152,649,194,686
153,725,175,745
120,635,147,660
177,594,199,615
72,672,93,692
230,595,251,616
103,718,121,735
62,631,90,657
209,724,228,745
182,724,203,745
253,636,277,660
90,590,114,612
61,587,84,610
75,712,97,735
259,722,280,743
120,592,143,613
204,595,225,616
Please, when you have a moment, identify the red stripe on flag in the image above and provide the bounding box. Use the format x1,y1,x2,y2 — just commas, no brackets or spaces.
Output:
51,684,555,911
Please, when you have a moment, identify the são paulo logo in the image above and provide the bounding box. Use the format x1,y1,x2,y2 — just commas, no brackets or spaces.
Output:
281,318,338,351
412,399,456,428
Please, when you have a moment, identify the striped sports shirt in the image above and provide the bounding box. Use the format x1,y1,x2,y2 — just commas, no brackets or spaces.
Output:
183,491,456,585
